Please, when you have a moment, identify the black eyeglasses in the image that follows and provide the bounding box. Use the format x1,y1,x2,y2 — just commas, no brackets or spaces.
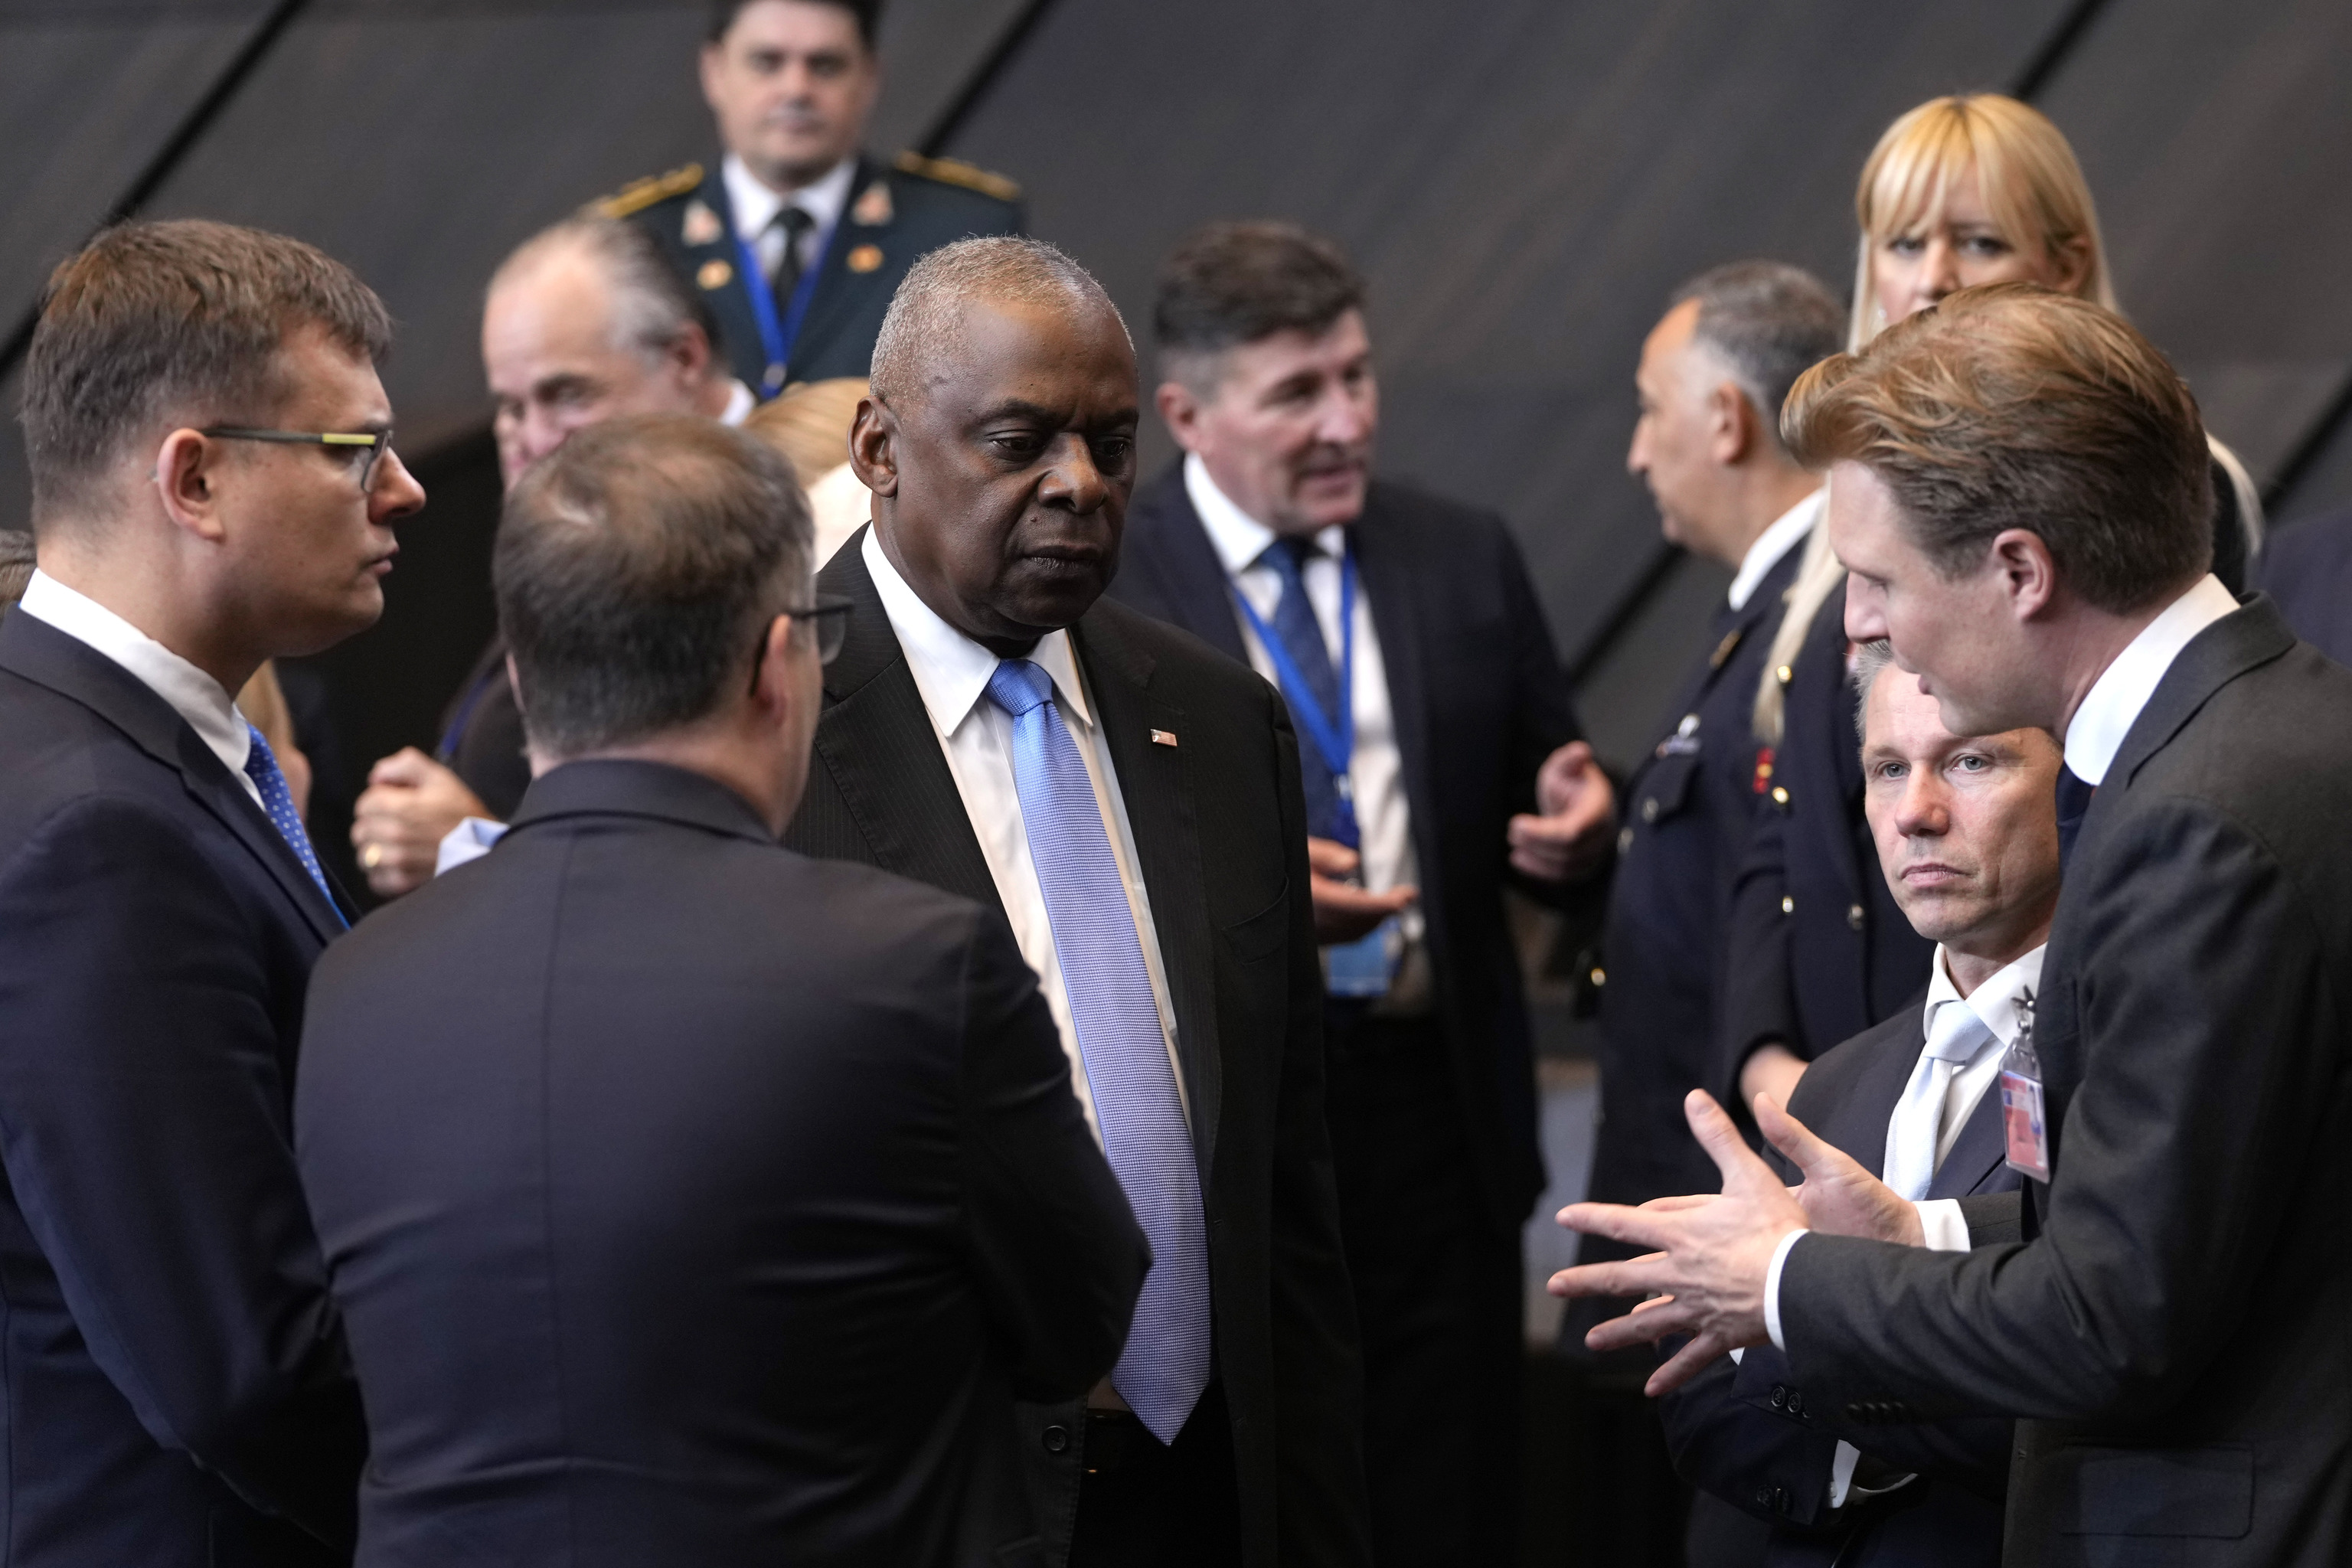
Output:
753,596,854,688
199,426,395,491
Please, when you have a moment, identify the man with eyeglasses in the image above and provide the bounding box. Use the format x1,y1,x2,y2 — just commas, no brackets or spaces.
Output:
0,219,423,1566
295,414,1146,1565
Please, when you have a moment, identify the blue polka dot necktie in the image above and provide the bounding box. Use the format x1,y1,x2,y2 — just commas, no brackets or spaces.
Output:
243,722,342,925
984,658,1210,1442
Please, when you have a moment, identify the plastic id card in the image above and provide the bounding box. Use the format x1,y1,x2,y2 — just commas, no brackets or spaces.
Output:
1998,988,2052,1181
1326,915,1397,998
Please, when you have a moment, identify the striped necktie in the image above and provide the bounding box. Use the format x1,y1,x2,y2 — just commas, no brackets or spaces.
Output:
985,658,1211,1442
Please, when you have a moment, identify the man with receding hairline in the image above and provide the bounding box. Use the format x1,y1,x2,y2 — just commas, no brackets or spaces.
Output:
0,217,423,1566
787,236,1370,1568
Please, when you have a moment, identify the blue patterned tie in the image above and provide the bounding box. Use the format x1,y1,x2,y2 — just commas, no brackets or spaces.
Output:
1254,537,1345,841
243,722,341,923
985,659,1211,1441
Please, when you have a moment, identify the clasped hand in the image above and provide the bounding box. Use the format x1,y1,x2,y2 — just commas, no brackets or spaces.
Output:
1547,1088,1925,1396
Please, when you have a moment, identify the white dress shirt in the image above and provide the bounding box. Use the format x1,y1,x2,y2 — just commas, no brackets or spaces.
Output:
1726,490,1822,613
18,570,262,810
719,378,757,426
1183,456,1425,982
724,153,856,284
1766,573,2241,1351
861,528,1186,1142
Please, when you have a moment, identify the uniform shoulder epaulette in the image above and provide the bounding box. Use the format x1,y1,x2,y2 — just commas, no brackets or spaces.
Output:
892,151,1021,203
590,163,704,220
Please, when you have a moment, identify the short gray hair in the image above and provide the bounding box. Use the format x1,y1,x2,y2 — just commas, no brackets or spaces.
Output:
492,216,720,375
869,236,1126,404
1668,261,1844,458
1851,639,1900,743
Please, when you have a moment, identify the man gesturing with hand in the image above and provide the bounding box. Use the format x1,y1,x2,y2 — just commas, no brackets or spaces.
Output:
1553,284,2352,1568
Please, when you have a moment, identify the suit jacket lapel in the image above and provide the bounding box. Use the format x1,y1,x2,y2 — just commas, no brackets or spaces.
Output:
0,613,346,942
808,531,1003,913
1073,609,1224,1174
1831,1011,1921,1182
1130,465,1251,667
1349,501,1442,916
1932,1081,2011,1200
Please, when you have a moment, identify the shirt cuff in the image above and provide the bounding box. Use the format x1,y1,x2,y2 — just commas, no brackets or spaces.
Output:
1762,1227,1808,1351
1915,1199,1972,1253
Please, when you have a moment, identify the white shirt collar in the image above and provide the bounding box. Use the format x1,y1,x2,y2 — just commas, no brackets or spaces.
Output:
719,378,756,426
723,152,858,243
1726,488,1823,612
2062,573,2238,785
860,526,1095,739
1922,941,2048,1051
1184,452,1347,574
17,569,253,782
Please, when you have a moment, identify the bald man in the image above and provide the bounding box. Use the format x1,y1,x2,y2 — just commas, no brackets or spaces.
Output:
349,217,753,897
783,237,1370,1568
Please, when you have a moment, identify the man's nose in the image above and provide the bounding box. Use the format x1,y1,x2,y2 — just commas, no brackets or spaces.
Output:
1626,419,1650,477
373,448,426,522
1895,776,1949,838
1040,437,1109,513
1843,576,1887,642
1318,386,1373,448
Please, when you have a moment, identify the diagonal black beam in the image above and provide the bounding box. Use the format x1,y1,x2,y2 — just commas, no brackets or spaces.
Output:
0,0,309,381
2261,368,2352,512
2011,0,2115,101
915,0,1060,156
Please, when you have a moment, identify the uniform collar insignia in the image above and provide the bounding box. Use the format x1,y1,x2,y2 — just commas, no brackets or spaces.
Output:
851,179,893,227
681,198,723,247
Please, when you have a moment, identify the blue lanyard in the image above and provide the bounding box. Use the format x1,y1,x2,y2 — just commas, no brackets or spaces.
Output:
1230,547,1356,788
731,213,838,394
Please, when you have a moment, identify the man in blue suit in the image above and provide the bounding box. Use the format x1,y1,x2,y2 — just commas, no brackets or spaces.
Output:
1666,647,2056,1566
0,219,426,1564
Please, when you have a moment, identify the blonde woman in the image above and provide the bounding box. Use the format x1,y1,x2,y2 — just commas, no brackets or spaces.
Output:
1723,94,2262,1110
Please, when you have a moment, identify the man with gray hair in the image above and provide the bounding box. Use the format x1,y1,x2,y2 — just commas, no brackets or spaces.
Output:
350,216,758,897
788,235,1370,1567
297,413,1147,1566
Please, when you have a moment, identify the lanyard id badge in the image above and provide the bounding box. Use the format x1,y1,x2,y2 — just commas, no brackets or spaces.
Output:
732,216,838,397
1998,986,2052,1181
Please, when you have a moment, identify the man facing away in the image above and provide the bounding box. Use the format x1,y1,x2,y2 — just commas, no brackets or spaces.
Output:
603,0,1023,394
786,236,1370,1567
0,219,426,1566
1553,283,2352,1566
1668,648,2053,1567
350,215,752,897
295,415,1148,1567
1105,220,1615,1564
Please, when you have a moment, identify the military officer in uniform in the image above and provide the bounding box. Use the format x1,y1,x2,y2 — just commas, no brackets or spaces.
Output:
1573,262,1845,1335
602,0,1024,397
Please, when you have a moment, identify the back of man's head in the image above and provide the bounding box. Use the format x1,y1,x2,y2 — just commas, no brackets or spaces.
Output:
1152,221,1364,393
1786,283,2211,612
1667,261,1844,462
495,415,811,760
19,219,390,534
868,234,1122,408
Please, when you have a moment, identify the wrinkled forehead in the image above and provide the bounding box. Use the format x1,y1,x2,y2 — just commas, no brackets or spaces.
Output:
905,292,1136,420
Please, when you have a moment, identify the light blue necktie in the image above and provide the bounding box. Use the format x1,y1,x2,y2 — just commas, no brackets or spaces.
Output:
243,722,342,924
1883,999,1991,1200
985,658,1211,1442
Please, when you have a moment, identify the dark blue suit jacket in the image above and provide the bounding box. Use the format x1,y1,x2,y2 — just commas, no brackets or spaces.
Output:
1664,998,2020,1566
1717,583,1935,1094
1105,463,1586,1227
2255,505,2352,668
1585,534,1806,1221
0,609,364,1566
296,760,1147,1567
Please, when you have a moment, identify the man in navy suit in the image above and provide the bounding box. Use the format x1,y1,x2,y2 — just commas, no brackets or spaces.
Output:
0,220,426,1565
296,416,1147,1566
1668,648,2056,1566
1106,221,1618,1563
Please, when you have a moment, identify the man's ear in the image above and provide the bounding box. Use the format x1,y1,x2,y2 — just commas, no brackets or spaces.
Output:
697,41,728,115
1156,380,1205,453
671,322,717,388
847,396,897,498
746,612,795,712
1707,381,1756,467
1990,528,2060,622
153,429,230,544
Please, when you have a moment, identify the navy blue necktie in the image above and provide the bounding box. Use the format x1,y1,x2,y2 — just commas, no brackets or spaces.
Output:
985,659,1212,1441
2055,765,2096,873
1253,536,1346,841
243,722,341,922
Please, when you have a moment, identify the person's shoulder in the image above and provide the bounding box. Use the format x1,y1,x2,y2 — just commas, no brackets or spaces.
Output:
1086,593,1265,698
883,151,1024,232
590,162,709,224
2256,507,2352,595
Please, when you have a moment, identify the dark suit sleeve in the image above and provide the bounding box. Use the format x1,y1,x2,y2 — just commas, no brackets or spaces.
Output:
1263,691,1377,1566
0,795,362,1544
953,909,1150,1403
1660,1346,1842,1530
1718,799,1802,1098
1781,796,2338,1423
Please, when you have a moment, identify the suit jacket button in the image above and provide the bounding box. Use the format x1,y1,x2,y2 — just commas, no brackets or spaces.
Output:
1786,1389,1805,1415
1769,1384,1788,1410
1618,825,1635,855
1846,903,1865,930
1641,796,1660,823
1781,895,1795,915
1042,1424,1070,1454
1771,786,1790,806
1754,1485,1774,1508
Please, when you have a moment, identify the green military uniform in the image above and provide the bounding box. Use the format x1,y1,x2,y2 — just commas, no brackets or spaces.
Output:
599,152,1024,394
